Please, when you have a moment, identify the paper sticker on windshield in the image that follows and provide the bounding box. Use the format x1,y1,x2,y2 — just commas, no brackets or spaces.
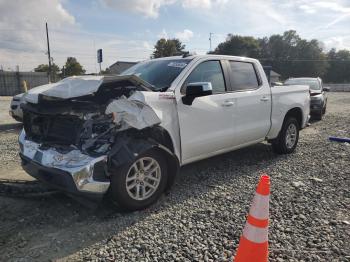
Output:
167,62,188,68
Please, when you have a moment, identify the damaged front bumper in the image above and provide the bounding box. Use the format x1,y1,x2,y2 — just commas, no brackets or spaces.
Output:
19,129,110,199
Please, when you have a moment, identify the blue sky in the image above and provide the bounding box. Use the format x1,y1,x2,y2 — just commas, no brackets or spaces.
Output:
1,0,349,73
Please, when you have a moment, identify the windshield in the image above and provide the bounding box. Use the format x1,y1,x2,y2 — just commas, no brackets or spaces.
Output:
121,58,192,91
284,79,320,90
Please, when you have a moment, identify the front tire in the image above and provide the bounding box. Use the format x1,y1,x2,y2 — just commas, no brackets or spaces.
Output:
109,149,168,211
272,117,299,154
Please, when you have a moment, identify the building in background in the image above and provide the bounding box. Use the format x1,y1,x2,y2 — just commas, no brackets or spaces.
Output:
109,61,138,74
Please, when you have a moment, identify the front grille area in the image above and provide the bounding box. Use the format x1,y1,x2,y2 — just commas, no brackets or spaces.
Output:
23,112,83,145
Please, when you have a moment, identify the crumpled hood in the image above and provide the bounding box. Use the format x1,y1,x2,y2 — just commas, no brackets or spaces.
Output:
25,75,153,104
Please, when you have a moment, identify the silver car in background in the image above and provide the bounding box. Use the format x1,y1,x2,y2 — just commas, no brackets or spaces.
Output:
284,77,329,120
9,93,26,122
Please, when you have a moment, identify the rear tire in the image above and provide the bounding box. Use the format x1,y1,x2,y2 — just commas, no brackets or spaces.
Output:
272,117,299,154
109,149,168,211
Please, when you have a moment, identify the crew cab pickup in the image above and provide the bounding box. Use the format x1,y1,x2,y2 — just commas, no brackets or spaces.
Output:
19,55,310,210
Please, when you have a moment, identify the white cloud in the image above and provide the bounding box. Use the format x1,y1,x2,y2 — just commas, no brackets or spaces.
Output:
299,5,316,14
143,41,153,50
313,1,350,13
157,29,169,39
1,0,349,73
101,0,229,18
200,0,350,50
101,0,176,18
0,0,152,72
175,29,194,41
156,28,194,41
323,36,350,50
324,13,350,29
296,0,350,15
181,0,228,9
0,0,75,53
0,0,78,71
182,0,211,9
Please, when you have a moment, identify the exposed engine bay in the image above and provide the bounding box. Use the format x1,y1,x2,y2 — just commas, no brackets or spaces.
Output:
19,74,179,202
22,75,161,157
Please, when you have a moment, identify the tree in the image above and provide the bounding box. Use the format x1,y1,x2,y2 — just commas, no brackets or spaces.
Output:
211,34,261,58
63,57,85,76
260,31,328,79
152,38,186,58
212,30,329,79
325,49,350,83
34,63,60,76
101,67,111,75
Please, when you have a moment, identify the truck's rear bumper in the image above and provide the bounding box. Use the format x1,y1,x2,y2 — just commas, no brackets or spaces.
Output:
18,130,110,198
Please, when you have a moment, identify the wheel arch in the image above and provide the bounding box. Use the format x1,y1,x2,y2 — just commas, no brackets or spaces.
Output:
108,126,180,191
268,106,303,142
284,107,303,130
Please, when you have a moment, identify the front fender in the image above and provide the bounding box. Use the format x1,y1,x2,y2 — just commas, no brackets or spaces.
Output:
108,135,179,190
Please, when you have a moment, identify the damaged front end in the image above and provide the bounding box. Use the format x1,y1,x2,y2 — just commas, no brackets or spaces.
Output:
19,75,169,199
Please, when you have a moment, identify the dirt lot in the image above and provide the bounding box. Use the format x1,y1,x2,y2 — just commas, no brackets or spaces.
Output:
0,93,349,261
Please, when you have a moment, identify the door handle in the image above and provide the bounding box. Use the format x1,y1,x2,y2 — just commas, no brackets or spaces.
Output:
260,96,270,102
222,101,235,107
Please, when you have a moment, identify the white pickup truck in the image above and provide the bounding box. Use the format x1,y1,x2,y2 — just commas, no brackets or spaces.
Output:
19,55,310,210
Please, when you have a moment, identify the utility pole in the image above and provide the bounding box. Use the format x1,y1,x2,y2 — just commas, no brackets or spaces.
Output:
209,32,214,52
46,22,52,83
93,40,98,74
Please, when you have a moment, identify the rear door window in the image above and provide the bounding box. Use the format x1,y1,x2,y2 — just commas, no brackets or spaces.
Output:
228,61,260,91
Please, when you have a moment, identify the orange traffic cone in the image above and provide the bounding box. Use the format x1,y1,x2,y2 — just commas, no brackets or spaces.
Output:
234,174,270,262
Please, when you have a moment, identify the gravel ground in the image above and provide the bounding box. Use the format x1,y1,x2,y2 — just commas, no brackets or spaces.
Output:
0,92,349,261
0,130,21,170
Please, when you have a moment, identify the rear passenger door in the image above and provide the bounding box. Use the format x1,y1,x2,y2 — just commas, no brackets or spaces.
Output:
226,60,271,146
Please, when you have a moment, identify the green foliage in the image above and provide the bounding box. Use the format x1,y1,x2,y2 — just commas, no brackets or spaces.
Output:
211,34,261,57
258,31,328,79
212,30,339,81
63,57,86,76
325,49,350,83
34,63,60,76
152,38,186,58
101,67,111,75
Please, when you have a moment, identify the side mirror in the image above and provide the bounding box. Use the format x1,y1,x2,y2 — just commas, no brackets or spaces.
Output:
182,82,213,105
323,87,330,92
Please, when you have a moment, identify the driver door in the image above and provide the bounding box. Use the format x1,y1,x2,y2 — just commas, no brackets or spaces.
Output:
176,60,236,164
